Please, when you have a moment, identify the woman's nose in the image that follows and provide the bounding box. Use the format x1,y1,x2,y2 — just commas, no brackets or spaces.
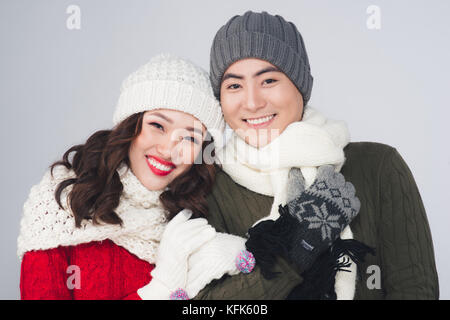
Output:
155,136,177,160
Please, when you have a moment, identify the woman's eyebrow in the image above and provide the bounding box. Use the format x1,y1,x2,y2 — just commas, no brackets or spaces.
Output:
185,127,203,135
147,112,173,123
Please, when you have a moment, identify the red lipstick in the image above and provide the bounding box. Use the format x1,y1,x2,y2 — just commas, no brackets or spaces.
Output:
145,155,176,177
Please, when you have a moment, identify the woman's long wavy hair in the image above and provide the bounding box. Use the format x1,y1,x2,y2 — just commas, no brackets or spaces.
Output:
51,112,216,227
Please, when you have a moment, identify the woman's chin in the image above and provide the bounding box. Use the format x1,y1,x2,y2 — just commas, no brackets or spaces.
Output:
144,178,171,191
134,173,169,191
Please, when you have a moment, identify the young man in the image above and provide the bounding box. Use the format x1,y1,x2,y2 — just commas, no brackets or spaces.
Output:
194,11,439,299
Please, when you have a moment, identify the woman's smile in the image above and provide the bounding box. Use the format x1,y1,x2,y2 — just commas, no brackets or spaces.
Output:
145,155,176,176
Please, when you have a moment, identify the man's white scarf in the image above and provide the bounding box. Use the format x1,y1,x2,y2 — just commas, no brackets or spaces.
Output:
17,164,168,264
217,106,357,300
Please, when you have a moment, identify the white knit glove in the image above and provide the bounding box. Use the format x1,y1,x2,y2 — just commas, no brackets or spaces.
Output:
137,209,216,300
185,232,255,298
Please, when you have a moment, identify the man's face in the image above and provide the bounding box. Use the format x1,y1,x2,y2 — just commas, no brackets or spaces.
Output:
220,58,304,148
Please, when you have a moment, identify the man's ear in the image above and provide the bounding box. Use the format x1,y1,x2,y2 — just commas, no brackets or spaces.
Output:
299,94,305,121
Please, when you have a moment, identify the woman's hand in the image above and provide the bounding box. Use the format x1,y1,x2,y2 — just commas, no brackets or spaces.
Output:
185,232,255,299
137,209,216,300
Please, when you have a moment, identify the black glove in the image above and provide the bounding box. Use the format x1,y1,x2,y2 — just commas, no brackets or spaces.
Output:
285,165,361,272
246,165,361,279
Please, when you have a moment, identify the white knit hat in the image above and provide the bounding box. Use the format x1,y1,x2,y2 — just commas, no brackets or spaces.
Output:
113,54,225,144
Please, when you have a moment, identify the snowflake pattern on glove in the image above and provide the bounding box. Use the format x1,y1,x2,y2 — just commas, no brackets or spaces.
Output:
288,192,346,243
304,202,341,241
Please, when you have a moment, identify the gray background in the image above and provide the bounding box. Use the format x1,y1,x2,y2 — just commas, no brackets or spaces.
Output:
1,0,448,299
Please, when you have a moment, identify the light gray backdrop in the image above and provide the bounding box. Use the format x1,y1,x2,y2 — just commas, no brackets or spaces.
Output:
1,0,448,299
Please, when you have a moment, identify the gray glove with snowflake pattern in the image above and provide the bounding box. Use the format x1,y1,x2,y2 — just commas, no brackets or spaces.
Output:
284,165,360,272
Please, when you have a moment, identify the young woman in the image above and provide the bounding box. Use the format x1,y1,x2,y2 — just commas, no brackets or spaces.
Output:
17,54,254,300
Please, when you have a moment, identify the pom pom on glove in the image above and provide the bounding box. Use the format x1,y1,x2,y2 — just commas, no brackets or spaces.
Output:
138,209,255,300
184,232,255,298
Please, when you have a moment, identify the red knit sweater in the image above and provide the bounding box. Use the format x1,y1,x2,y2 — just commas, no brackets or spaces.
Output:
20,239,154,300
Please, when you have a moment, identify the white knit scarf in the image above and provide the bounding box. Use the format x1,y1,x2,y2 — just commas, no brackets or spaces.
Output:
216,106,357,300
17,164,168,264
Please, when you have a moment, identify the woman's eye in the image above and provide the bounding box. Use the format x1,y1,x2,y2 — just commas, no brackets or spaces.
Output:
183,136,200,144
148,122,163,130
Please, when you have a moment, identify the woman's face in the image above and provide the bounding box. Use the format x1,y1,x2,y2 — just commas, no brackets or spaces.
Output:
129,109,206,191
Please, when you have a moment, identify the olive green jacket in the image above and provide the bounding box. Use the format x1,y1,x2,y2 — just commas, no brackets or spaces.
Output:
195,142,439,300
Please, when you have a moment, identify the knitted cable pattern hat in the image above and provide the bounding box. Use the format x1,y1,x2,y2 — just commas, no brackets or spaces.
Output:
210,11,313,105
113,54,225,142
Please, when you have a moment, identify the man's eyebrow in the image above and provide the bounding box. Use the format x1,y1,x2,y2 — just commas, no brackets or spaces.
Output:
222,66,281,82
254,66,281,77
222,73,243,82
147,112,173,124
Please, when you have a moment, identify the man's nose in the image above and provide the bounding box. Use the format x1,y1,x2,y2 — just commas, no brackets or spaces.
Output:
244,85,266,112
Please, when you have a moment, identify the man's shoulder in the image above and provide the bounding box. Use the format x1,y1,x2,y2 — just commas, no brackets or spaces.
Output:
212,164,246,195
344,141,396,165
209,165,272,206
342,141,398,181
344,141,395,157
213,164,231,184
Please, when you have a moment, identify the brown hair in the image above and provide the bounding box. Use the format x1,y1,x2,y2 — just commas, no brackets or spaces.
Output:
51,112,216,227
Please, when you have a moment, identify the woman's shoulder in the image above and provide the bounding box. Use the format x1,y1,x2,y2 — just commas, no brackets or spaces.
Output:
21,165,75,218
25,165,75,203
18,165,76,260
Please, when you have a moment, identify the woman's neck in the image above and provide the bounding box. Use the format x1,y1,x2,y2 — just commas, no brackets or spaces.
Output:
118,164,163,209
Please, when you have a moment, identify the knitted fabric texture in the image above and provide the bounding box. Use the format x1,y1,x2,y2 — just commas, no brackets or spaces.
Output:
283,166,361,275
235,250,256,274
20,239,153,300
216,106,358,299
287,166,360,242
184,232,252,298
17,164,168,264
170,289,189,300
210,10,313,103
217,106,349,223
113,54,225,146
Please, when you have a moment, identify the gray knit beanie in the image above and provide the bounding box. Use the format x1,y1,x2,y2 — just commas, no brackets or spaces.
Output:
210,11,313,105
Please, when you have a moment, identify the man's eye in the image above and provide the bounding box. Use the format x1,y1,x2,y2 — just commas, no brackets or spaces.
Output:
227,84,241,90
149,122,163,130
263,79,277,85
